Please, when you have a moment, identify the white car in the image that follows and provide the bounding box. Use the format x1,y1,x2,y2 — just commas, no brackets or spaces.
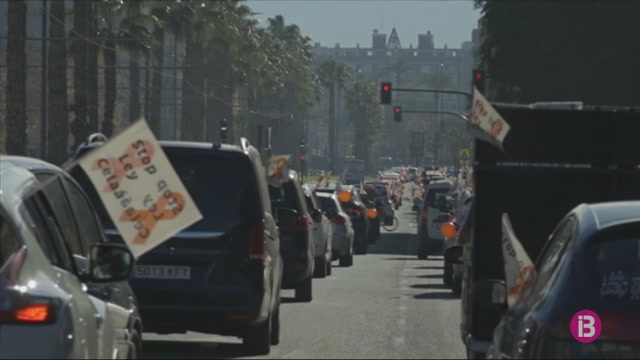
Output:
314,191,354,267
303,188,333,278
0,160,137,359
417,179,453,259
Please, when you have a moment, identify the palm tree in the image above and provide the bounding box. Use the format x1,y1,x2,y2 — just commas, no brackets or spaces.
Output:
381,54,413,99
345,79,384,172
204,1,247,143
70,0,91,150
318,59,351,172
97,0,152,137
47,0,69,165
6,0,28,156
179,0,210,142
124,0,150,127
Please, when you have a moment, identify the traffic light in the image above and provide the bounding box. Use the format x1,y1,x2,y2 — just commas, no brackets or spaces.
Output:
299,155,306,162
393,106,402,122
351,141,356,157
220,118,229,142
380,82,392,104
472,69,485,93
299,139,306,154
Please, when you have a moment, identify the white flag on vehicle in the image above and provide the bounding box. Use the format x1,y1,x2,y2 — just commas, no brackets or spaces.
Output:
501,213,536,307
77,119,202,258
470,88,511,143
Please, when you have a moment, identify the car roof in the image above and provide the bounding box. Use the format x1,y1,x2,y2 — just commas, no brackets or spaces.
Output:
78,140,245,153
426,179,452,189
576,201,640,231
315,191,337,199
0,157,43,208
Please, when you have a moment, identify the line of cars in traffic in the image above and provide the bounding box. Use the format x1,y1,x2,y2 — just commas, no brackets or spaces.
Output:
0,135,397,358
423,104,640,359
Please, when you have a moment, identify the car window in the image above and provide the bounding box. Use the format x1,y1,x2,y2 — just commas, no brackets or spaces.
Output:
22,192,75,271
270,182,302,212
425,188,450,207
62,178,104,253
532,217,577,293
0,213,22,272
304,194,316,212
588,224,640,307
35,173,84,256
316,196,338,212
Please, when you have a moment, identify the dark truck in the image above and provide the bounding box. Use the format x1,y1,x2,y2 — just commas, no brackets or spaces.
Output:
446,103,640,359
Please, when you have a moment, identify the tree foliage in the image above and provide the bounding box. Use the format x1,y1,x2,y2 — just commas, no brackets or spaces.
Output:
475,0,640,105
345,79,384,172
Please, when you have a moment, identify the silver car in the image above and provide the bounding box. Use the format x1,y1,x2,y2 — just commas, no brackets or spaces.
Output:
0,160,136,359
314,191,354,267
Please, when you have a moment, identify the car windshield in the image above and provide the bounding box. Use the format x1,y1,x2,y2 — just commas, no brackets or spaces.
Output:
316,196,338,213
425,188,451,207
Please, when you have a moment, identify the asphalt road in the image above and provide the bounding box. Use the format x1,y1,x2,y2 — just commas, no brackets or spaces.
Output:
142,189,465,359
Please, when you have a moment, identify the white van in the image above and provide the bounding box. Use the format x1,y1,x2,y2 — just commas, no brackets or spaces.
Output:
417,179,453,259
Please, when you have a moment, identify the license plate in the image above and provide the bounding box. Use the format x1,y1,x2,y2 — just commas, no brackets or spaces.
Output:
134,265,191,280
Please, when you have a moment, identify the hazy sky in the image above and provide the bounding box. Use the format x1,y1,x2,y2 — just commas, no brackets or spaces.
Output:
246,0,481,49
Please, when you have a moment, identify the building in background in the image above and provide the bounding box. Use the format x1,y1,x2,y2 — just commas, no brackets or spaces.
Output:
311,26,479,168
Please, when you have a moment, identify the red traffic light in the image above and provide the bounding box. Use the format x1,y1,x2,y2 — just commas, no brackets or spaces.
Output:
393,106,402,122
380,82,392,104
474,72,483,80
299,155,306,161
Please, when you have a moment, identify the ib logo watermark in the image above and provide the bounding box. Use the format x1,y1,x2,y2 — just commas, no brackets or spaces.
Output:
570,310,601,343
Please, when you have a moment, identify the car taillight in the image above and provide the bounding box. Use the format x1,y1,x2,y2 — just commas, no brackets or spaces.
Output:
248,221,266,262
294,215,310,233
599,312,640,342
0,287,59,325
420,208,428,226
330,215,346,225
0,302,57,324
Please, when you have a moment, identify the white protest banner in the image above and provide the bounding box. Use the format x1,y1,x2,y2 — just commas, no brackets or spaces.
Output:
78,120,202,258
266,155,291,187
501,213,536,307
470,87,511,143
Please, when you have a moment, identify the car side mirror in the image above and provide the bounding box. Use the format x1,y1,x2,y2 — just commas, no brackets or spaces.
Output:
276,208,299,227
85,243,134,283
311,209,323,223
471,279,508,309
444,245,463,264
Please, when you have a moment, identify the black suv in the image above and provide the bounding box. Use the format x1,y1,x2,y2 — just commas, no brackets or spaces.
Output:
268,170,315,302
68,138,283,356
